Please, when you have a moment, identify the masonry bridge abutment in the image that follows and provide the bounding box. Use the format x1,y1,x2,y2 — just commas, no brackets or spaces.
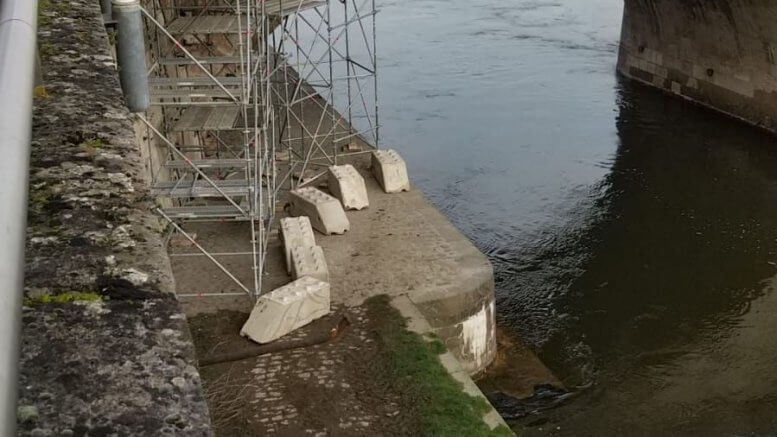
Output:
618,0,777,132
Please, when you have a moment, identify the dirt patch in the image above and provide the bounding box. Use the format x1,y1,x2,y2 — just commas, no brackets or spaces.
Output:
189,296,510,436
190,304,420,436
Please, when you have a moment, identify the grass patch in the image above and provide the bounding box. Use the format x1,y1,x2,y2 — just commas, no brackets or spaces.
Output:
24,291,103,306
365,295,514,437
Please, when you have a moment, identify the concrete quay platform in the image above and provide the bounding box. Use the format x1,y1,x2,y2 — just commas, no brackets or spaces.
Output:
175,157,507,434
176,160,497,375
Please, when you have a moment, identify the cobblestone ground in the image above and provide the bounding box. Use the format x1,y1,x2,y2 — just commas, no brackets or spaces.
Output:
192,305,419,436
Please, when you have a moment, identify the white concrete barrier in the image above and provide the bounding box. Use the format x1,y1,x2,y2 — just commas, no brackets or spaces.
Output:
280,217,316,274
371,149,410,193
289,187,350,235
240,276,331,344
290,245,329,283
327,164,369,210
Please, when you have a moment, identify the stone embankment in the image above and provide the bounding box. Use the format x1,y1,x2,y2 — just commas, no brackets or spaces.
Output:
18,0,211,434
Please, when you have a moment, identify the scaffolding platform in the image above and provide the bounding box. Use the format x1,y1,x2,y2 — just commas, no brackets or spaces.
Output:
150,88,238,100
164,158,248,170
149,76,243,87
171,106,242,131
159,205,249,220
170,0,324,16
151,179,252,198
263,0,325,16
158,55,242,66
171,106,261,131
167,15,244,35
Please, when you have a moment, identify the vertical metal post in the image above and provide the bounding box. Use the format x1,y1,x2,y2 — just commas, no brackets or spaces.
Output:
113,0,150,112
343,0,353,135
327,1,337,163
371,0,379,147
0,0,37,434
100,0,113,19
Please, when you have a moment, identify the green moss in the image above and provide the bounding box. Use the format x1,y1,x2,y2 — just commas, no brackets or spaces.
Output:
24,291,103,306
34,85,49,99
29,185,51,208
38,0,51,27
82,138,104,148
107,30,117,46
39,42,54,58
79,138,104,157
365,295,514,437
37,0,65,27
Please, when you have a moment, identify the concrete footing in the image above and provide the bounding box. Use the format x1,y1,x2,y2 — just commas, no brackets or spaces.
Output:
328,164,369,210
617,0,777,132
240,276,331,344
371,149,410,193
280,217,316,274
290,245,329,283
289,187,350,235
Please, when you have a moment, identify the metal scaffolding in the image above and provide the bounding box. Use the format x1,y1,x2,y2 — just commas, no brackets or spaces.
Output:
137,0,379,298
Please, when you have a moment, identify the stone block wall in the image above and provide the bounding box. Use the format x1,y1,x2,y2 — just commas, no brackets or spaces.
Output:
17,0,212,434
617,0,777,131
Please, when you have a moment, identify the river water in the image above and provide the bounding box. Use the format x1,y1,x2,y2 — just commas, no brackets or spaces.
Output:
375,0,777,435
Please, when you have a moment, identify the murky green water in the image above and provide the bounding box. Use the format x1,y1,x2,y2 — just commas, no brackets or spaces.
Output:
376,0,777,434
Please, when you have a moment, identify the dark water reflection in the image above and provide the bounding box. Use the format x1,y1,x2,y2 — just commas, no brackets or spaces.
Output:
516,84,777,435
375,0,777,434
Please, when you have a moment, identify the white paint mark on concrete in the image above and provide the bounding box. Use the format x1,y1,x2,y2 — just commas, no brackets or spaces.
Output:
460,300,494,370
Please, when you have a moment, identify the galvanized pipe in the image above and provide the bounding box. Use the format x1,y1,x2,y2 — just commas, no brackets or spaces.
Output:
0,0,37,434
113,0,150,112
100,0,112,20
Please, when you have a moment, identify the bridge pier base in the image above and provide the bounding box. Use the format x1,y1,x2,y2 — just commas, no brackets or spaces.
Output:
617,0,777,132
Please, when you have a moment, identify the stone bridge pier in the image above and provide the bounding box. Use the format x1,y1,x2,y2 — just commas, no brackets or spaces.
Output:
618,0,777,132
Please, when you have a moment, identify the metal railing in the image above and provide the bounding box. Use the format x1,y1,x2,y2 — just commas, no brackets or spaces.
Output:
0,0,38,433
